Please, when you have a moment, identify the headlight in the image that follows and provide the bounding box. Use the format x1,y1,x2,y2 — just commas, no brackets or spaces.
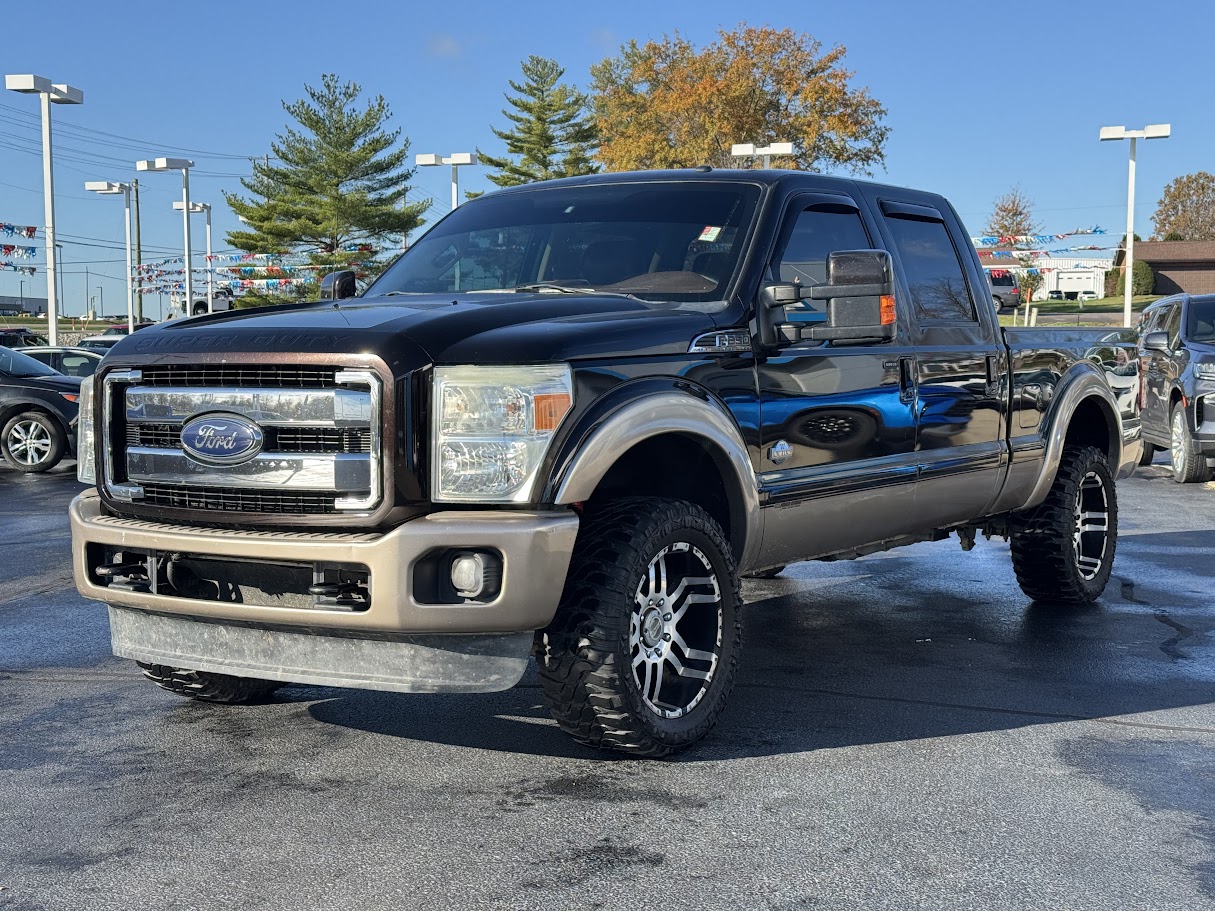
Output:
1195,363,1215,381
431,365,573,502
76,375,96,484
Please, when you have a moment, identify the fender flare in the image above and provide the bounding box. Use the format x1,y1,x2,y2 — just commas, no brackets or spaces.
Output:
1020,363,1124,510
547,384,762,570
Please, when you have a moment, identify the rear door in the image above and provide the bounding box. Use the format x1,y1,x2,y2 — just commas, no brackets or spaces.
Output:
871,198,1007,527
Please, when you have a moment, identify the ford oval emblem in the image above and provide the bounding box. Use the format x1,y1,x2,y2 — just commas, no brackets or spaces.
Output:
180,413,264,466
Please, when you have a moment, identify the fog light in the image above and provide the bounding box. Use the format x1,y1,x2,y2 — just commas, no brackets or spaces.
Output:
449,552,502,600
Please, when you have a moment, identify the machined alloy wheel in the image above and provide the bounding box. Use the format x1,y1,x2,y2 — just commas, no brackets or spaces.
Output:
536,496,741,756
630,542,722,719
1170,404,1212,484
1,411,66,473
1073,469,1110,581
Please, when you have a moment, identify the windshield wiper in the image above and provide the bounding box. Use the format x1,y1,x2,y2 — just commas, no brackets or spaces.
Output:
512,283,584,294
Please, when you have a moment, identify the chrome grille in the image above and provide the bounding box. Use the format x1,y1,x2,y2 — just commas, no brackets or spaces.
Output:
103,365,383,516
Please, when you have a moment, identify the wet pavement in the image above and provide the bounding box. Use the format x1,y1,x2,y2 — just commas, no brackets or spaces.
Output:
1,461,1212,910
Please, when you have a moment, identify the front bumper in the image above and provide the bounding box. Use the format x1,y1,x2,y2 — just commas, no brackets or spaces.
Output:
70,490,579,635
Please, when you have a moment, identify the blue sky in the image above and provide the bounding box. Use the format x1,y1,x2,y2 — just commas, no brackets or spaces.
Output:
1,0,1210,317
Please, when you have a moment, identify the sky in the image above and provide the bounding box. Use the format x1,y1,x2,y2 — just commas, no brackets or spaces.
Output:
1,0,1211,318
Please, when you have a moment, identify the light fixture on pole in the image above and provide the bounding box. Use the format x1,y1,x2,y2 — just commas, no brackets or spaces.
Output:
416,152,479,211
136,157,195,315
174,200,212,315
85,181,135,332
6,74,85,345
730,141,794,169
1099,123,1170,328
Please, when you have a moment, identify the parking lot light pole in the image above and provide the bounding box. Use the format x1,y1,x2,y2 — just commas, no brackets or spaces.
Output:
416,152,479,211
136,157,195,315
174,200,212,314
85,181,135,332
730,141,794,169
1100,124,1171,328
6,74,85,345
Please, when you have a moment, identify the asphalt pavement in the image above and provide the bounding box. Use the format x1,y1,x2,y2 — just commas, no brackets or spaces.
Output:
1,461,1212,910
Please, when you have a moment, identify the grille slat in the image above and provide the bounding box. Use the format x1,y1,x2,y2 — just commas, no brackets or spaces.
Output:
137,365,339,388
126,423,371,454
140,483,339,514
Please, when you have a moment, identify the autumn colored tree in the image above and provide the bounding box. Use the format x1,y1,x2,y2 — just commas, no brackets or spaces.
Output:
985,186,1041,247
479,56,598,188
1152,171,1215,240
589,26,888,174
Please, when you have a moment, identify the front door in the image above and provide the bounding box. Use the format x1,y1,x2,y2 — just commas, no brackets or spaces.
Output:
755,194,920,566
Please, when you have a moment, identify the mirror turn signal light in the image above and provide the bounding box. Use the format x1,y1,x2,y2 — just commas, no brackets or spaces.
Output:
880,295,896,326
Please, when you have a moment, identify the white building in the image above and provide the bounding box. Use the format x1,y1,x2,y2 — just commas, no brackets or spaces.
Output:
1032,255,1112,300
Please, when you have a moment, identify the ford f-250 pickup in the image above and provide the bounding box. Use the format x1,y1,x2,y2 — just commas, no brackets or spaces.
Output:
70,169,1142,756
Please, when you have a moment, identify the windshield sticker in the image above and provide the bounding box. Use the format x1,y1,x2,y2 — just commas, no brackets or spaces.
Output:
698,226,723,242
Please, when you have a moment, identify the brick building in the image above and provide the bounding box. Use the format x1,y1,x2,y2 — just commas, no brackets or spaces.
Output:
1113,240,1215,295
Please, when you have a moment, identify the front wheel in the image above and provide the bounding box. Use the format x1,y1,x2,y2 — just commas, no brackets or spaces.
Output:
1008,445,1117,604
2,411,66,472
536,497,741,757
1170,404,1212,484
1137,440,1157,466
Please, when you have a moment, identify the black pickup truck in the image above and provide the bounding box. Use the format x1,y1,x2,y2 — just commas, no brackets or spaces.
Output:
70,170,1141,755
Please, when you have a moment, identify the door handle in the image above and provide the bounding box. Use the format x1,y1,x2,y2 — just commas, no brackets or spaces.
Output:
985,355,1000,392
899,356,916,404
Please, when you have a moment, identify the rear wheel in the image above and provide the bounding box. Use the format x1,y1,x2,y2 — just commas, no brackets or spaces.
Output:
1009,445,1117,604
137,663,282,704
536,497,741,756
1170,404,1212,484
2,411,66,473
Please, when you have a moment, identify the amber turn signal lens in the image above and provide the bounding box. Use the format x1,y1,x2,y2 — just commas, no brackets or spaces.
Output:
880,294,896,326
534,392,572,431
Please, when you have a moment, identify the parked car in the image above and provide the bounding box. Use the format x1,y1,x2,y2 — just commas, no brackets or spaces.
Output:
0,327,47,348
101,322,155,336
72,169,1141,757
1137,293,1215,482
1047,290,1064,301
1079,290,1099,302
15,346,103,377
0,347,80,472
76,336,125,352
986,270,1021,311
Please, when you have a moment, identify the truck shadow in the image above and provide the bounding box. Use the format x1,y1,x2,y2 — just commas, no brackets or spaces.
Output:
307,528,1215,762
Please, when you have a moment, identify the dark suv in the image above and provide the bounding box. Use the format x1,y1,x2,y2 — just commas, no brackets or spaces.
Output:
1138,293,1215,482
986,270,1021,311
0,327,47,348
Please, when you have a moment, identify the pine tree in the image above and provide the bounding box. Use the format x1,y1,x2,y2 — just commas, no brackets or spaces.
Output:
223,74,429,298
479,56,598,188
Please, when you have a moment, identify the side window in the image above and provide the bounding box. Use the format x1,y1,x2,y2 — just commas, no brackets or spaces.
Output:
884,215,977,322
772,204,871,322
1163,304,1183,348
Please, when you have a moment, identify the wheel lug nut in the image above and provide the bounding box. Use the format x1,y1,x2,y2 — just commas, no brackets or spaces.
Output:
663,613,672,621
663,632,671,641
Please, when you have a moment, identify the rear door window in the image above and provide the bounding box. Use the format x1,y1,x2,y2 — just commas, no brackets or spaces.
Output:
884,215,977,322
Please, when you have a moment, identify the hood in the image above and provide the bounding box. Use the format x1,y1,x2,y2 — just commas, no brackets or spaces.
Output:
3,372,82,393
113,292,719,367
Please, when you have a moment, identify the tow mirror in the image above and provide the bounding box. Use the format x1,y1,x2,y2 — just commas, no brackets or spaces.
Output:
320,270,357,301
758,250,897,348
1142,330,1169,353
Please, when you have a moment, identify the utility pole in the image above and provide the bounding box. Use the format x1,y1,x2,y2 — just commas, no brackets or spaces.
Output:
132,178,143,322
84,265,90,320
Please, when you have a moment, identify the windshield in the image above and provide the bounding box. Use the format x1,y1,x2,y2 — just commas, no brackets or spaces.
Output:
0,347,60,377
368,181,762,310
1187,298,1215,342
